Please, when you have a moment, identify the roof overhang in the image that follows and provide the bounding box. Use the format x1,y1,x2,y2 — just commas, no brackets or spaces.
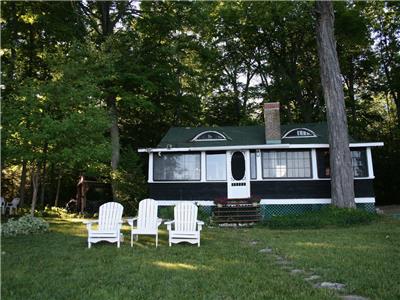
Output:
138,142,384,153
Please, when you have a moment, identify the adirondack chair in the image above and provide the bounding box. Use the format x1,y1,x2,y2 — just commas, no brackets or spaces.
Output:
126,198,162,247
6,197,20,215
83,202,124,249
165,202,204,247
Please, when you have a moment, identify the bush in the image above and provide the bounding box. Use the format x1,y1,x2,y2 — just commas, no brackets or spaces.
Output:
2,215,49,237
265,206,378,229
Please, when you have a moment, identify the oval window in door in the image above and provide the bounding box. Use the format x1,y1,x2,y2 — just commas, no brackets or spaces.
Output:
231,151,245,180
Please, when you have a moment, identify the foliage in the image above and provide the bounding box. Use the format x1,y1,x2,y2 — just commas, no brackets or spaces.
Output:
1,0,400,208
1,215,49,237
265,206,378,229
158,206,174,220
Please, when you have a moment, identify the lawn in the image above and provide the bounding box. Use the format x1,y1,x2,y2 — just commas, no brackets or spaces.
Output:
2,217,400,300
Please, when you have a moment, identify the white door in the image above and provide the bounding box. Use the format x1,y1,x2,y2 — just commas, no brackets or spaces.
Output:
227,150,250,199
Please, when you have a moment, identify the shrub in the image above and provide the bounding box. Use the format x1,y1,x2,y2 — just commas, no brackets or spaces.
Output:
265,206,378,229
2,215,49,237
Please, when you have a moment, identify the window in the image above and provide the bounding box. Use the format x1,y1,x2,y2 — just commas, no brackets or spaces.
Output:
192,131,226,141
153,153,201,181
283,128,316,138
262,150,311,178
352,150,368,177
206,152,226,181
316,149,368,178
250,151,257,179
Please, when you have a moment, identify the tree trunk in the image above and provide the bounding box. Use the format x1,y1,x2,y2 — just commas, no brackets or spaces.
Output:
315,0,355,208
99,2,120,201
54,172,62,207
30,164,40,216
39,143,48,208
108,96,120,201
19,160,27,207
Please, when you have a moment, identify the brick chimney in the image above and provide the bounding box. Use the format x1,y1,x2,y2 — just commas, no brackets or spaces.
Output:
264,102,281,144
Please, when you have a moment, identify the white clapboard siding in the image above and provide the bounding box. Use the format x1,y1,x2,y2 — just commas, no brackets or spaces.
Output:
127,199,162,247
165,202,204,247
84,202,124,249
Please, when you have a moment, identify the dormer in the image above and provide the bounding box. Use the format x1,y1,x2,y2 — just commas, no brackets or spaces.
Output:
191,131,226,142
282,128,316,138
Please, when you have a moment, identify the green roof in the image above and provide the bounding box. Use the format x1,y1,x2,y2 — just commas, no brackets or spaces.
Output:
157,122,358,148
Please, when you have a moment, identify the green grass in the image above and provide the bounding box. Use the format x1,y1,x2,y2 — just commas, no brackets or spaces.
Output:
2,217,400,300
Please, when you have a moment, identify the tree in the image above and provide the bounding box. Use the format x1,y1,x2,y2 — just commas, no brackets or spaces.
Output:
315,1,355,208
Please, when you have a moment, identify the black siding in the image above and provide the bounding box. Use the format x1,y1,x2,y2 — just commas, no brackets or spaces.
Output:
251,179,374,199
149,179,374,200
149,182,226,200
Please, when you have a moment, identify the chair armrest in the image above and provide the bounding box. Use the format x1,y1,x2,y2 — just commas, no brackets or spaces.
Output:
126,217,138,226
83,220,98,230
83,220,98,224
164,220,174,231
197,220,205,231
157,218,163,226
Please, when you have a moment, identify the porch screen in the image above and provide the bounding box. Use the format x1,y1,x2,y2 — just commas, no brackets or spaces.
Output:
316,148,368,178
153,153,201,181
262,150,311,178
206,152,226,181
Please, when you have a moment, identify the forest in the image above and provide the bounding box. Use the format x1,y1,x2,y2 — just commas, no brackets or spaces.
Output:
2,1,400,212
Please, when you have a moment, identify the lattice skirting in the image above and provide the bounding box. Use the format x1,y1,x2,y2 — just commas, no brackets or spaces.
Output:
198,203,375,221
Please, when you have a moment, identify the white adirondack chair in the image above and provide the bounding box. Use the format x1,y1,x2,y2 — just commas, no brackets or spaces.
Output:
83,202,124,249
6,197,20,215
165,202,204,247
127,198,162,247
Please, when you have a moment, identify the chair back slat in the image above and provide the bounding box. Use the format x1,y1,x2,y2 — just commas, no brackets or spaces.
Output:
175,202,197,232
137,199,158,230
99,202,123,231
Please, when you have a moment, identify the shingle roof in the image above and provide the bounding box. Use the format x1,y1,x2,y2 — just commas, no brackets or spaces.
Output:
157,122,358,148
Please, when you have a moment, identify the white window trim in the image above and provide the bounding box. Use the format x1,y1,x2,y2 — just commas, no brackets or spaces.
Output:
366,147,374,178
260,149,313,179
201,152,206,182
282,128,317,138
148,153,154,183
191,131,226,142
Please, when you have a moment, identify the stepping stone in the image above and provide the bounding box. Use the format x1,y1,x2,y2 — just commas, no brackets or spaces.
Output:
250,240,259,245
290,269,305,275
341,296,369,300
259,247,273,253
314,282,346,290
305,275,321,281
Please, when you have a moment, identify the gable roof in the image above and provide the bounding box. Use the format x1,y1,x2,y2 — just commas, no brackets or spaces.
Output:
156,122,358,148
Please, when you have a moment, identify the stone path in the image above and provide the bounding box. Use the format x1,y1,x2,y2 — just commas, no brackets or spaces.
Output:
253,241,369,300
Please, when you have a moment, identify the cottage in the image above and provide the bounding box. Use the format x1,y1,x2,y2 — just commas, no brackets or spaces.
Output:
138,103,383,219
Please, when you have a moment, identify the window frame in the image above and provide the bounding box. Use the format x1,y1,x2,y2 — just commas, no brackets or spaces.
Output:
261,150,312,179
205,151,227,181
191,131,226,142
282,128,317,139
153,151,201,182
316,148,369,178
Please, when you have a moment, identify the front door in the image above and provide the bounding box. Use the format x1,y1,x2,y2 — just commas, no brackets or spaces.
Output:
227,150,250,199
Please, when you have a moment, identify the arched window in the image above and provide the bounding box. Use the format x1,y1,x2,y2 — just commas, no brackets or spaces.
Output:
191,131,226,141
282,128,316,138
